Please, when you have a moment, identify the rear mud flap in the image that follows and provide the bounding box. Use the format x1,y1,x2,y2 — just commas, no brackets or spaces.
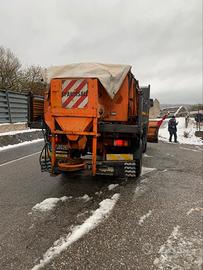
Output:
124,162,136,177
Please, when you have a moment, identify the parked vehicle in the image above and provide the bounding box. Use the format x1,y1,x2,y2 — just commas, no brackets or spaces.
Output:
38,63,153,178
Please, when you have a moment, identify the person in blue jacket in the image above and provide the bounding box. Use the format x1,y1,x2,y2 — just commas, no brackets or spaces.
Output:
168,115,178,142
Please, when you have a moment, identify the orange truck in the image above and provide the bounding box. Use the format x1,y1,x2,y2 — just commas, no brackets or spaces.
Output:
40,63,152,178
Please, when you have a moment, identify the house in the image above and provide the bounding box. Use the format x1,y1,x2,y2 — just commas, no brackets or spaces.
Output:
160,106,189,117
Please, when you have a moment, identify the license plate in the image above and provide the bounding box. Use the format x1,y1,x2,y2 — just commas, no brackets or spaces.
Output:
56,144,69,151
106,154,133,161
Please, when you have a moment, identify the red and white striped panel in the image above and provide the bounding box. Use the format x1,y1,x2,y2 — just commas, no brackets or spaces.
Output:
61,79,88,109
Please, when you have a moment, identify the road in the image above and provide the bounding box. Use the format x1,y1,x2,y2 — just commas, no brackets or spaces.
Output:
0,141,202,270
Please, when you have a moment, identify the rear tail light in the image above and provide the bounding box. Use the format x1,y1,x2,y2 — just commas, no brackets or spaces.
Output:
114,140,128,147
55,135,62,143
48,134,62,143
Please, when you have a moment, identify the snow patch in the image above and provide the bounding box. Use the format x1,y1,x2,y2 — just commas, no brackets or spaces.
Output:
0,128,40,136
0,122,27,126
159,117,202,145
95,191,102,196
108,184,119,190
143,153,153,157
133,185,148,200
187,207,203,215
166,153,174,157
31,194,120,270
138,210,152,226
32,196,70,212
142,166,156,176
154,225,203,269
79,194,91,202
179,146,201,152
77,211,89,218
195,145,202,151
0,138,43,151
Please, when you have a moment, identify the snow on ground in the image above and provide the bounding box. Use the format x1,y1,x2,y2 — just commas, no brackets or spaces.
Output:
187,207,203,216
138,210,152,226
0,122,27,126
133,185,149,200
0,138,44,151
0,128,40,136
32,196,70,212
32,195,92,212
159,117,202,145
142,167,157,176
154,225,203,269
79,194,91,202
143,153,153,158
31,194,120,270
179,146,201,152
95,191,103,196
108,184,119,190
133,168,156,200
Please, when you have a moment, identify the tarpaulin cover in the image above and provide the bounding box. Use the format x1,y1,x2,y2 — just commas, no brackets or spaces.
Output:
44,63,131,99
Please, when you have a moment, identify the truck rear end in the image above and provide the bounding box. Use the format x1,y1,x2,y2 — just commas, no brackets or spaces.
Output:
40,63,146,178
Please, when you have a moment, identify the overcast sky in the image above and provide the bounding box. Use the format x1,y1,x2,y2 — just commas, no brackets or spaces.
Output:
0,0,202,104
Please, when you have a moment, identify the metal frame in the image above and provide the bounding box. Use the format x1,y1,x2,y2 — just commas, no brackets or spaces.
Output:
0,89,28,123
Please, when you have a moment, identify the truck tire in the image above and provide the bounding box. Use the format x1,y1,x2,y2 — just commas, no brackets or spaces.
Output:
132,138,143,178
135,156,142,177
142,128,147,153
142,138,147,153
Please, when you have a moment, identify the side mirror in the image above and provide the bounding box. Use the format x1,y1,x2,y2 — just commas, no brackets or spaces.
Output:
149,99,154,107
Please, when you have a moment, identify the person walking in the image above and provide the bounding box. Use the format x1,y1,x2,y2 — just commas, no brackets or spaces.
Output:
168,115,178,142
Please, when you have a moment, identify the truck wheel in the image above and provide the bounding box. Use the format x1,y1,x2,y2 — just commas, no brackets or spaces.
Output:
142,139,147,153
132,138,143,178
135,157,142,177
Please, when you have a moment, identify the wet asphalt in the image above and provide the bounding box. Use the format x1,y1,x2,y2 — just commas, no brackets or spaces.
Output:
0,141,202,270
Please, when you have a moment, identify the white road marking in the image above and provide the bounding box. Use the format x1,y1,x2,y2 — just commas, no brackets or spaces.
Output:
0,151,41,167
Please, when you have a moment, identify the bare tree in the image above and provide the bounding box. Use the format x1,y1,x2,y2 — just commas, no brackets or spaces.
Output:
20,65,46,95
0,46,46,94
0,46,21,90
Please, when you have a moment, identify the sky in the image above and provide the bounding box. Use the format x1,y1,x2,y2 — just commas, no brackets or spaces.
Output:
0,0,202,104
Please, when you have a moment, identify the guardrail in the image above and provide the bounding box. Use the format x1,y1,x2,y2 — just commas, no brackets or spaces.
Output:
0,89,44,124
28,93,44,128
0,89,28,123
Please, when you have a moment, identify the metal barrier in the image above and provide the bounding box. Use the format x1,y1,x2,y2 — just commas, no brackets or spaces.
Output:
28,93,44,128
0,89,28,123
